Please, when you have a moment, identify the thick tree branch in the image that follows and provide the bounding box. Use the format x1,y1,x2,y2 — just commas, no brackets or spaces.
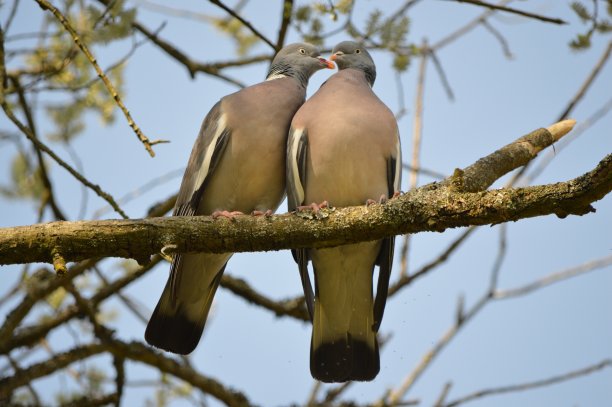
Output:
0,339,252,407
1,122,610,267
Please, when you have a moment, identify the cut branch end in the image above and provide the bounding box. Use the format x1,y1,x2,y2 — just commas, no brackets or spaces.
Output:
547,119,576,141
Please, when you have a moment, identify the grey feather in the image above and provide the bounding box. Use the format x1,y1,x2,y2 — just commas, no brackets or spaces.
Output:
286,42,401,381
146,42,331,355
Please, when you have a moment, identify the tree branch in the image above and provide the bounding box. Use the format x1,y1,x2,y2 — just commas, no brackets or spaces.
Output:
444,359,612,407
450,0,567,25
1,122,610,266
34,0,166,157
209,0,276,51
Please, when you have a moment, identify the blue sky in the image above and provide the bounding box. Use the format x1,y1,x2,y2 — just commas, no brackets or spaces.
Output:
1,1,611,406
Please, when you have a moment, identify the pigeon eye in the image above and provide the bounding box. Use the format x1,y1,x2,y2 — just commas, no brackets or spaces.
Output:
355,49,361,54
299,48,306,55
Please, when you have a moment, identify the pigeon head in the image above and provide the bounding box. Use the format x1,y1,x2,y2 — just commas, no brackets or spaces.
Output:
330,41,376,86
267,43,334,86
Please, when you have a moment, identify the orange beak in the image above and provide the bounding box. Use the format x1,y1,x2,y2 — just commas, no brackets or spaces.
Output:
330,51,343,61
318,57,335,69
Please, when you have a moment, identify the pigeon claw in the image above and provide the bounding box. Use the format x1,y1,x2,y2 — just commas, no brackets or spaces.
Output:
212,210,244,220
297,201,329,213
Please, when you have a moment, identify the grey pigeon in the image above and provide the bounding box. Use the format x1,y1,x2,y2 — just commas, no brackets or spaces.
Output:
286,41,401,382
145,43,333,354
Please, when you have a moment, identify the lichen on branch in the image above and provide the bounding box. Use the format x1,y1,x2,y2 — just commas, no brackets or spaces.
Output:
0,121,609,267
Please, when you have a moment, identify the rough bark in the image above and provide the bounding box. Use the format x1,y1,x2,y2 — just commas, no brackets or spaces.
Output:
0,122,609,267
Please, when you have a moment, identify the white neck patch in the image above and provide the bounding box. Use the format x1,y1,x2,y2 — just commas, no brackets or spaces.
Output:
266,73,288,81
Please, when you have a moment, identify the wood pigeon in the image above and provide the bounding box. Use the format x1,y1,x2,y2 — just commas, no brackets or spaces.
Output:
286,41,401,382
145,43,333,355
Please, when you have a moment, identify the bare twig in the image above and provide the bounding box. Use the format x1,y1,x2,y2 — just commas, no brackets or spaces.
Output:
220,274,309,321
5,354,42,405
132,20,267,86
444,359,612,407
401,163,446,180
34,0,166,157
209,0,276,50
399,39,429,278
1,25,127,219
434,382,453,407
389,227,477,297
3,0,21,33
525,96,612,184
9,75,67,221
557,39,612,121
0,101,129,219
480,19,513,59
276,0,294,50
428,49,455,101
494,254,612,299
508,40,612,188
450,0,567,25
92,168,184,219
386,225,508,405
432,0,512,50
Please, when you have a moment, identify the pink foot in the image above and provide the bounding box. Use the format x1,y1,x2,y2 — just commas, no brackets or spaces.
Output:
296,200,329,213
212,210,244,220
366,194,388,206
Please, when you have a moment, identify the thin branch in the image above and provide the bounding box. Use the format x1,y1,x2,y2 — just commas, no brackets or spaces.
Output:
10,75,67,221
209,0,276,50
401,163,446,180
508,40,612,187
386,224,508,405
0,100,129,219
0,257,161,354
410,41,428,190
450,0,567,25
525,96,612,184
389,227,478,297
399,39,429,278
557,39,612,121
444,359,612,407
5,353,42,405
130,0,215,23
394,71,408,119
34,0,166,157
434,382,453,407
494,254,612,299
1,27,127,219
3,0,20,33
92,168,184,219
432,0,513,50
0,259,98,348
480,19,513,59
276,0,294,50
428,48,455,101
0,343,107,398
132,20,266,86
220,274,309,321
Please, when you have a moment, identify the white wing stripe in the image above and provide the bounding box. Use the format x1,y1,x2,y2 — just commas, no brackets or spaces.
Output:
193,113,227,191
288,128,305,206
